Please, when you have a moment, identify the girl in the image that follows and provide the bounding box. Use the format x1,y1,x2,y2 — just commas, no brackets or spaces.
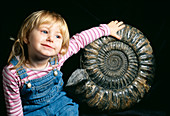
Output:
2,10,125,116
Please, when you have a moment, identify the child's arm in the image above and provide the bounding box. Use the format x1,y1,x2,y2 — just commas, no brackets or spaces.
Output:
2,66,23,116
58,21,125,69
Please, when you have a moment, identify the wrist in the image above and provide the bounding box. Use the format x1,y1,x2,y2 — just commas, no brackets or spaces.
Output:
99,24,111,36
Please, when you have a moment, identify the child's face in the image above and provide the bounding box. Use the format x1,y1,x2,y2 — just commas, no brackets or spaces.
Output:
26,23,63,59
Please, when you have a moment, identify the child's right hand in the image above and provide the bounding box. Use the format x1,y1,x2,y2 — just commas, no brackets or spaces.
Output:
107,20,125,40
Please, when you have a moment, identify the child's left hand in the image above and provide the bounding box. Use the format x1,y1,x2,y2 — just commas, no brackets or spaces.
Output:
107,20,125,40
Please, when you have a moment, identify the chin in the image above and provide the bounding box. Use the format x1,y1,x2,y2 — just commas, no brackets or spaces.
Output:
40,53,56,58
39,50,58,58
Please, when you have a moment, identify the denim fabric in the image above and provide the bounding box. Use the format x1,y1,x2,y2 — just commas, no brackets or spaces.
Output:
10,57,79,116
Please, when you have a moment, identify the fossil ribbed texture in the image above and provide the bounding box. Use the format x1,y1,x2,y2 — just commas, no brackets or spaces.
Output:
67,24,155,111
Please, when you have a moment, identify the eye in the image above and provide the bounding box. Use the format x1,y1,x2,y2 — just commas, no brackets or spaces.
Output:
55,35,62,39
41,30,48,34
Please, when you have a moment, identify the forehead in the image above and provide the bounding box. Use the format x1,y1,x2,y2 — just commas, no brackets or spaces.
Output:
39,23,61,32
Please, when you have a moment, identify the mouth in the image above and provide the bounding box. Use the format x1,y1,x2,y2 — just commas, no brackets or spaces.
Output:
41,44,54,49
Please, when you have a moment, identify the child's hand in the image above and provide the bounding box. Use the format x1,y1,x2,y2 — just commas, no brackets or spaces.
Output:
107,20,125,40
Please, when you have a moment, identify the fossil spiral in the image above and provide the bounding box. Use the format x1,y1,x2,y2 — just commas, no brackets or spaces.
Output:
67,24,155,111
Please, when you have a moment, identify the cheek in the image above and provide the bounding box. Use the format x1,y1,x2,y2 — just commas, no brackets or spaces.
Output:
54,40,63,50
28,33,40,45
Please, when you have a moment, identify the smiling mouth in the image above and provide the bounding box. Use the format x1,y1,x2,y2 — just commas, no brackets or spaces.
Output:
41,44,54,49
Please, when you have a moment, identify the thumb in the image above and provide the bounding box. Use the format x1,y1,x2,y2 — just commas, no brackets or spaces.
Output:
113,34,121,40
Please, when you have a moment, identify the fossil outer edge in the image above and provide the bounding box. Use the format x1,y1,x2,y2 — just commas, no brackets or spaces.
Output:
77,24,155,111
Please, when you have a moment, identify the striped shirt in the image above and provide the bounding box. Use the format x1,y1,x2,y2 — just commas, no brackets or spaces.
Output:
2,24,110,116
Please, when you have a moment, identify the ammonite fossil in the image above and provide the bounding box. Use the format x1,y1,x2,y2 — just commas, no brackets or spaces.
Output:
66,24,155,111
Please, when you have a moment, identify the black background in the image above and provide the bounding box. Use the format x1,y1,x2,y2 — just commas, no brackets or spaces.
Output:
0,0,169,116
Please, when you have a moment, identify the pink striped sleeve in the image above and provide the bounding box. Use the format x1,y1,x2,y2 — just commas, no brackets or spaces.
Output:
58,24,110,68
2,66,23,116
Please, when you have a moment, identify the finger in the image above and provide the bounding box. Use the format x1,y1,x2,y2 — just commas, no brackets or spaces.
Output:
114,20,118,24
118,24,125,30
117,21,124,26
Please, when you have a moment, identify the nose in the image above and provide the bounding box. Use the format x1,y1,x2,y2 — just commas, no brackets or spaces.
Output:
46,35,53,43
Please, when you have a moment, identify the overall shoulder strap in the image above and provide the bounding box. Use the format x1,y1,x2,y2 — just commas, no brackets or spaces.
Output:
49,57,58,65
10,57,28,79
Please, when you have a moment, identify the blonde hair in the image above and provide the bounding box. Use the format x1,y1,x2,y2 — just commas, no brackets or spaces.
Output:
8,10,70,68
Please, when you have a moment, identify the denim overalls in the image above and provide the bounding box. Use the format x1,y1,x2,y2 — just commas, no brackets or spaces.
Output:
11,57,79,116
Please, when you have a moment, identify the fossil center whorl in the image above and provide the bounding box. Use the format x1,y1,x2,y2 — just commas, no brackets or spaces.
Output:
98,42,129,79
103,50,127,73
